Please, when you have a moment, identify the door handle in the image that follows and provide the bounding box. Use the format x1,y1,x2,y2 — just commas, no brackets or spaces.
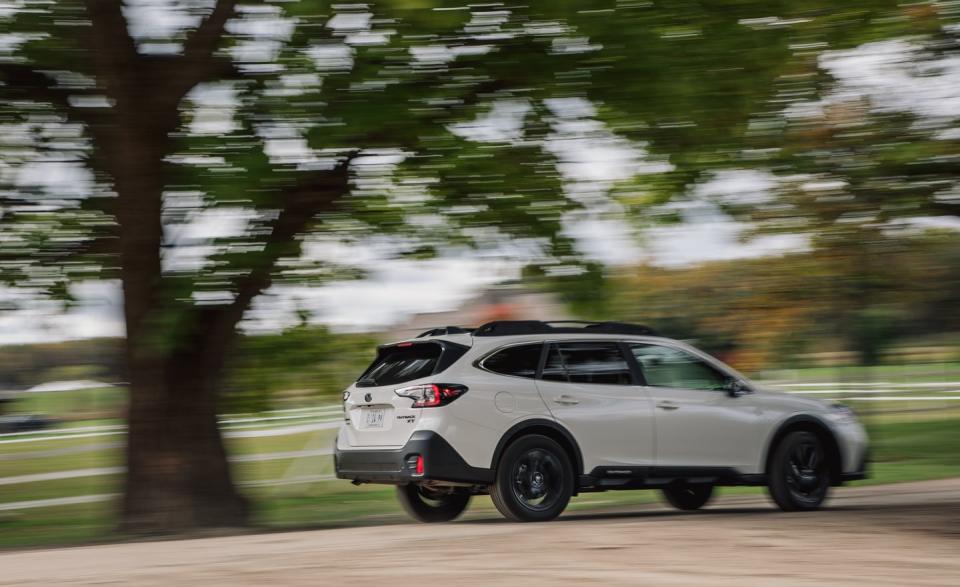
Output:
553,395,580,406
656,402,679,411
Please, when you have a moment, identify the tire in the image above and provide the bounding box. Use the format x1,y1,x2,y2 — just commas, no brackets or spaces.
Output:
767,430,832,511
490,434,574,522
396,484,470,523
661,482,714,511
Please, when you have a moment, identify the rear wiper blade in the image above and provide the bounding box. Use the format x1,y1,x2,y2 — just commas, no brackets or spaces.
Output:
356,377,378,388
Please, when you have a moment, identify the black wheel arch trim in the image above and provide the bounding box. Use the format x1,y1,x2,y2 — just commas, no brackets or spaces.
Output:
491,418,584,476
763,414,844,484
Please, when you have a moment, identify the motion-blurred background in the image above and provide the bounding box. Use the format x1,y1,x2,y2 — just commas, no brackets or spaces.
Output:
0,0,958,546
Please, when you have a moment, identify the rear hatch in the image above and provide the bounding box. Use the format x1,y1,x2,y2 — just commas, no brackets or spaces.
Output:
342,339,469,448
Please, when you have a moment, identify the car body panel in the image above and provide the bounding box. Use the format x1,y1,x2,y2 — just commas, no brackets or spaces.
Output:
644,385,766,472
335,330,869,484
535,378,656,470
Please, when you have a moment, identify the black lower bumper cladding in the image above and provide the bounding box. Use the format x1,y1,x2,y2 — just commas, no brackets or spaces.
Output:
335,430,494,485
840,449,870,482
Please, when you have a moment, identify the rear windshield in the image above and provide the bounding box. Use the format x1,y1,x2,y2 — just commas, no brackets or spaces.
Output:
357,342,465,387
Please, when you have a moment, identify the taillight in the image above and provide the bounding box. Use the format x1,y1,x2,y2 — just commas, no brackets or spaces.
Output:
394,383,468,407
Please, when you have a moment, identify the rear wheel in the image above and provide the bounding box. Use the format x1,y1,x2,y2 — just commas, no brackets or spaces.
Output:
661,482,714,511
396,484,470,523
767,430,831,511
490,434,574,522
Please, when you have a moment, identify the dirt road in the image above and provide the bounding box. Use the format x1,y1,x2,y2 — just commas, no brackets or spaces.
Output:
2,479,958,586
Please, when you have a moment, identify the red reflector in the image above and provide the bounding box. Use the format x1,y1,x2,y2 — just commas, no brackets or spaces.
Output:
396,342,414,347
415,455,424,476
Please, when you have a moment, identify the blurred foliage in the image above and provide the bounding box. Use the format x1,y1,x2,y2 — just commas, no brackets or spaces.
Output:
740,11,959,235
223,325,377,412
0,326,377,411
0,339,123,390
0,0,918,305
604,232,960,372
0,0,955,378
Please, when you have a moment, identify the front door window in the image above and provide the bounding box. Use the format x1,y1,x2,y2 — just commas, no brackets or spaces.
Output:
629,343,728,391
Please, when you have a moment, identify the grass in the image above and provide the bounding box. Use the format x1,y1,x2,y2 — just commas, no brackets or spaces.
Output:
861,417,960,483
1,415,957,550
14,387,125,421
0,429,336,478
226,429,337,456
0,448,119,477
0,503,114,550
2,360,955,550
756,362,960,383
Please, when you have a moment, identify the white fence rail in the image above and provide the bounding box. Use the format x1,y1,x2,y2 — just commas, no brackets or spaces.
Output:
0,404,344,442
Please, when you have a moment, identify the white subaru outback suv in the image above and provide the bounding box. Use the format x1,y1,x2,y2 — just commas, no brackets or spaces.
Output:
334,320,868,523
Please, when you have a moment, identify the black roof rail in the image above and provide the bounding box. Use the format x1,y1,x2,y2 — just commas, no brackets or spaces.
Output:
472,320,657,337
415,326,475,338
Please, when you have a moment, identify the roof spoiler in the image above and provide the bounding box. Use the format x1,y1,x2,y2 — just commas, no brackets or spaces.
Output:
415,326,476,338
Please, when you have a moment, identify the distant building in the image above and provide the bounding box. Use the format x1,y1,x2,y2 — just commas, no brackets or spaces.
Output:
386,283,571,341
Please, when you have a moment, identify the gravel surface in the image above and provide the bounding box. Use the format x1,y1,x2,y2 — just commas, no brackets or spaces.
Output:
2,478,958,586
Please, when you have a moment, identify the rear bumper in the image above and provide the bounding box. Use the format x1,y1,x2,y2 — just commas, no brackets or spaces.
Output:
335,430,494,485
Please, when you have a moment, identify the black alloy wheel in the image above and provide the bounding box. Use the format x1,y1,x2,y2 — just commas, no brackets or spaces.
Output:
396,483,470,522
491,434,574,522
768,430,831,511
661,482,714,511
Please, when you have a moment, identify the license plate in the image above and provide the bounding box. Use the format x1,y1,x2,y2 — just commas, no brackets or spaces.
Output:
363,408,386,429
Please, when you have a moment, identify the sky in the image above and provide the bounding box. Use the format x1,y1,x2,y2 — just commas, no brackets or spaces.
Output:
1,10,958,344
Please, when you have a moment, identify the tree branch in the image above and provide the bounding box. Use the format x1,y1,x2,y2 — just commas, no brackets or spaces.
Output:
206,158,355,343
1,64,84,110
82,0,140,103
167,0,243,101
183,0,240,64
0,63,117,134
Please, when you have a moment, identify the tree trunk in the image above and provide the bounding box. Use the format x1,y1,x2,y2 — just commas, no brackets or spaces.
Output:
81,0,257,533
120,322,248,532
110,112,248,531
109,122,348,531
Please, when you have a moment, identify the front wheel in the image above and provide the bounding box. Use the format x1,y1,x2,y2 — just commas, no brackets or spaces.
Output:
767,430,831,511
396,484,470,523
490,434,574,522
661,482,714,511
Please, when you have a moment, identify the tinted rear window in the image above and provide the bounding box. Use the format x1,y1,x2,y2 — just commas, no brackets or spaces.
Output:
482,343,543,378
358,342,468,387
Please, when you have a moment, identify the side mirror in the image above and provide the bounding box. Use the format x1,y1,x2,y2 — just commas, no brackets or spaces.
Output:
724,378,748,398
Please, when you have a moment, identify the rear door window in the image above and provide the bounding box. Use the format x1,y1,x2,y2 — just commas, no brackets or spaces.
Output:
541,344,569,382
482,343,543,379
542,342,633,385
358,343,445,387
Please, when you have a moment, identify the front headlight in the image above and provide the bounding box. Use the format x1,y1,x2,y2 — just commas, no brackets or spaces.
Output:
826,403,858,425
